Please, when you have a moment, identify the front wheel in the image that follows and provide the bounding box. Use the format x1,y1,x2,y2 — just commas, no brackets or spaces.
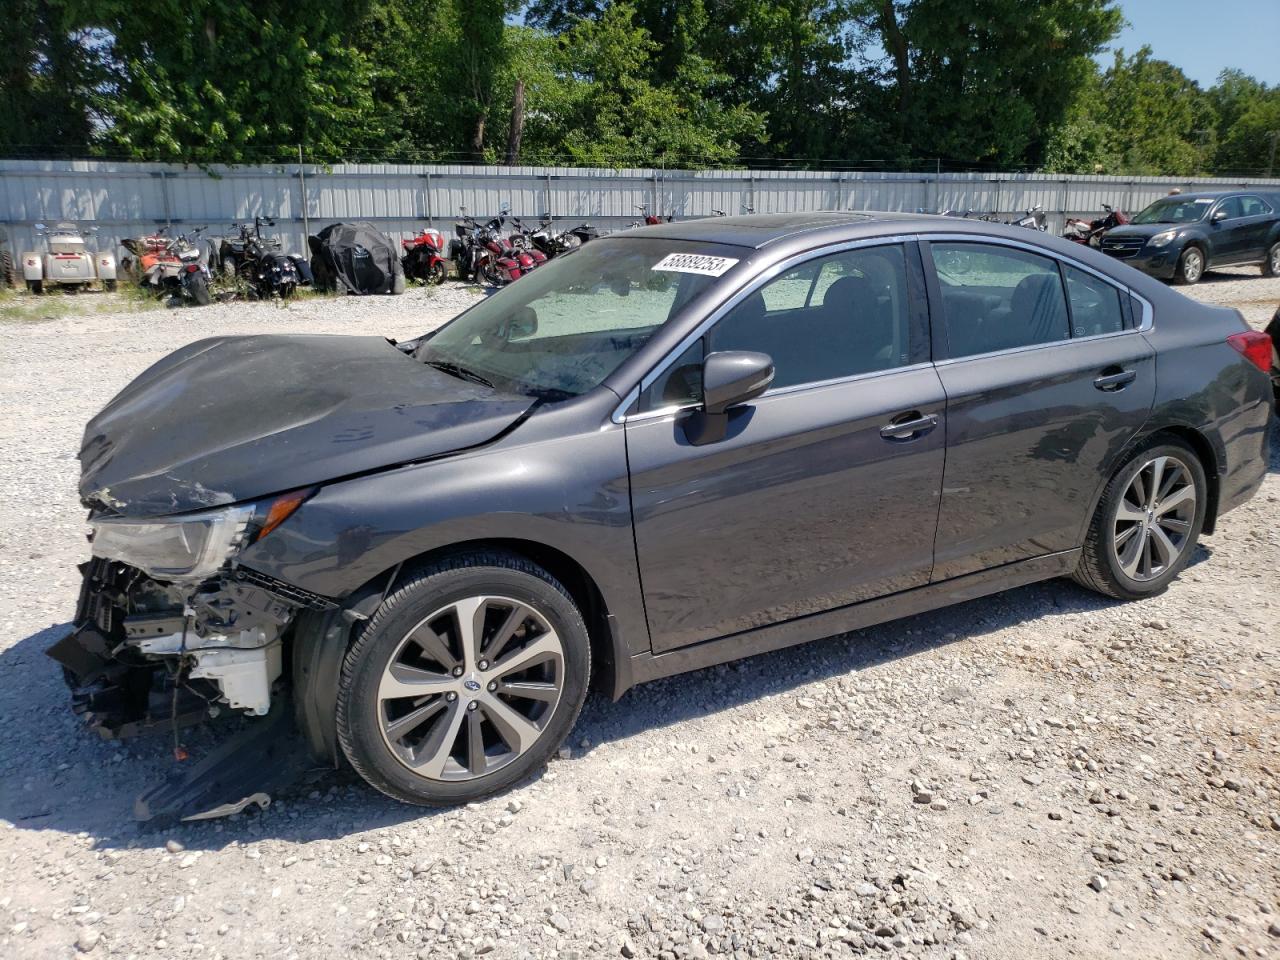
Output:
336,553,591,806
1072,441,1207,600
427,260,446,285
1174,246,1205,285
1263,241,1280,278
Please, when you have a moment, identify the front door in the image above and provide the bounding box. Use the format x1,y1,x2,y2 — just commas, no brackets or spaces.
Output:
923,240,1155,581
626,241,946,652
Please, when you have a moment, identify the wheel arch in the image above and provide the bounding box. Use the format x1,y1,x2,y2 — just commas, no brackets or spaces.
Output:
290,537,626,766
1080,423,1222,546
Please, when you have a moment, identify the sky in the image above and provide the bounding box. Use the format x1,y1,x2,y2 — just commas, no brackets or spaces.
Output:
1105,0,1280,86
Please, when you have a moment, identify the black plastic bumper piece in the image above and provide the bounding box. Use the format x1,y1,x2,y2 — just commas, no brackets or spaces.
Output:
134,698,312,827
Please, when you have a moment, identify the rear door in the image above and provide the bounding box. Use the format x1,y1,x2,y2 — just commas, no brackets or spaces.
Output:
1234,195,1276,261
625,240,945,652
923,238,1155,581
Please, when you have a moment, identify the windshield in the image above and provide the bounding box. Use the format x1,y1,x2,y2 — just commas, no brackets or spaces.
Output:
415,238,743,399
1131,197,1213,225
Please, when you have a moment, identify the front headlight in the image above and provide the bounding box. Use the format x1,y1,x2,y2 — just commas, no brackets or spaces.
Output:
90,489,313,580
1148,231,1176,248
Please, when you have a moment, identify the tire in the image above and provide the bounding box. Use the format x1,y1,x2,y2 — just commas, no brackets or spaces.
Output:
479,261,503,287
336,552,591,806
427,260,446,285
27,279,42,294
1072,439,1207,601
104,279,117,292
0,250,14,288
1263,241,1280,278
1173,246,1205,285
186,272,211,306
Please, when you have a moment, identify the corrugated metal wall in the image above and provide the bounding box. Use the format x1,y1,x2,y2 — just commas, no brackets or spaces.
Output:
3,158,1279,260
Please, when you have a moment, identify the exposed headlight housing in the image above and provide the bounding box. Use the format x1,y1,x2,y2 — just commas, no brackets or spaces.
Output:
90,489,313,580
1147,231,1176,248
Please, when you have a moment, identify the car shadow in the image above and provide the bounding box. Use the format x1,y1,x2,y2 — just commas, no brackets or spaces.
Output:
0,569,1144,852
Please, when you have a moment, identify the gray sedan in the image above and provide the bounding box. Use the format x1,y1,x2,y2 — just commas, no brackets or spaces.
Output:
52,213,1274,819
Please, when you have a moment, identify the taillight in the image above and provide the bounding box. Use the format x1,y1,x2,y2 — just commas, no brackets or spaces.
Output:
1227,331,1272,373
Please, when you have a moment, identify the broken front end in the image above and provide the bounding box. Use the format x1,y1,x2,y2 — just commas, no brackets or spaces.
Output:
47,491,337,822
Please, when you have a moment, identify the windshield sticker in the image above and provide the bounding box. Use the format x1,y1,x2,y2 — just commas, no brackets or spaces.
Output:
652,253,739,277
1193,198,1212,204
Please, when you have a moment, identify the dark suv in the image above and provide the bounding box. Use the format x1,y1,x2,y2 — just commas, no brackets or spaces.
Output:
1100,191,1280,284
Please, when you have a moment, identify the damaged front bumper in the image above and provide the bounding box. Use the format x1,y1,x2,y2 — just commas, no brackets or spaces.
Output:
48,557,339,824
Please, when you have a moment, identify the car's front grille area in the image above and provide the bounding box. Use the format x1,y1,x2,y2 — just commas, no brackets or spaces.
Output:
1100,237,1146,260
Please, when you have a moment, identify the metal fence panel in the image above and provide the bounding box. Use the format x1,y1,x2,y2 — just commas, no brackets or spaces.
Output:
3,159,1279,261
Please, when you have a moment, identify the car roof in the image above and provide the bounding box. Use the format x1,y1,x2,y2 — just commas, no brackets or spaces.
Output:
1156,190,1275,201
616,210,1106,254
620,211,927,250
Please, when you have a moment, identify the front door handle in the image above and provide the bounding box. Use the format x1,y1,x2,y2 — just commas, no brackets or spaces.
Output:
1094,367,1136,391
880,411,938,441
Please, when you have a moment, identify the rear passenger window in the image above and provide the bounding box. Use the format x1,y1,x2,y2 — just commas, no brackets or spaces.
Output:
929,243,1069,357
1063,265,1125,337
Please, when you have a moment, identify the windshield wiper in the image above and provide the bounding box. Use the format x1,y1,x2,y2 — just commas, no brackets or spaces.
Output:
424,359,494,388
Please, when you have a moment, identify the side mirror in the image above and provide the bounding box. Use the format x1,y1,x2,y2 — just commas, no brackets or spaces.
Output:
1211,210,1228,224
684,351,774,445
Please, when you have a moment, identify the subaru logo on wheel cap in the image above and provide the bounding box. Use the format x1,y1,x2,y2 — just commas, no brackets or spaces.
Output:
463,679,481,692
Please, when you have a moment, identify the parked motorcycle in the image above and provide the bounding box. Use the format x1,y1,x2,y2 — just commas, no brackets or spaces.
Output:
507,218,550,271
121,227,213,306
1062,204,1130,247
220,217,312,299
452,214,526,287
518,214,599,260
632,204,674,228
401,225,449,284
1008,205,1048,232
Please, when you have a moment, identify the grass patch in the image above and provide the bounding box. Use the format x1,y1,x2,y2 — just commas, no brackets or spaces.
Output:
0,284,164,323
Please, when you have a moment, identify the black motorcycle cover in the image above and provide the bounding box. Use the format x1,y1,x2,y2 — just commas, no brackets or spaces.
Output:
308,222,405,296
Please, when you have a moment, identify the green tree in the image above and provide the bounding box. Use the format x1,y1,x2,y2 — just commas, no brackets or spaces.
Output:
853,0,1122,167
93,0,377,163
0,1,107,156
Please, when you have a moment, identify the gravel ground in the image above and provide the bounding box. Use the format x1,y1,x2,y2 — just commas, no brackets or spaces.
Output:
1,270,1277,960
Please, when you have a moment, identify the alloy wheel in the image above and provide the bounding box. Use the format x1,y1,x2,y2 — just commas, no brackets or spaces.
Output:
377,596,565,781
1269,245,1280,275
1111,455,1197,582
1183,249,1203,283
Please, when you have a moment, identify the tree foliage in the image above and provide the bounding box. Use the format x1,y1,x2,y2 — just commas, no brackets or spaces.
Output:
1,0,1278,175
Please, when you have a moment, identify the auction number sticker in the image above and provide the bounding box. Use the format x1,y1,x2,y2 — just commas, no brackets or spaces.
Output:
652,253,739,277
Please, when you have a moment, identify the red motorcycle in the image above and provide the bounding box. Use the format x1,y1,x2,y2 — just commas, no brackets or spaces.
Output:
632,204,674,227
400,226,448,284
454,215,528,287
1063,204,1130,247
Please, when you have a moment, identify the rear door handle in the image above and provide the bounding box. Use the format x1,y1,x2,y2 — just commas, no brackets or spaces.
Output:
1094,368,1136,391
880,411,938,441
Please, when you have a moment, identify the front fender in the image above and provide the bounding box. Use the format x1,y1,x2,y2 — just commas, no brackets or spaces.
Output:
96,253,117,281
21,252,42,280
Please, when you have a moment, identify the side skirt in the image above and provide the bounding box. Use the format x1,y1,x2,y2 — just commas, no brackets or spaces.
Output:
617,549,1080,694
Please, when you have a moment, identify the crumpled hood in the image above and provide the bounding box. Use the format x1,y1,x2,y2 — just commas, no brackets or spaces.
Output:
80,335,535,517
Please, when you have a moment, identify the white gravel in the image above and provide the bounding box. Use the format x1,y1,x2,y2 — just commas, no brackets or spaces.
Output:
0,269,1277,960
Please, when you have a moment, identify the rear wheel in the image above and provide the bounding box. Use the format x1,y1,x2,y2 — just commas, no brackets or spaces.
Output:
186,272,211,306
336,553,590,806
1174,246,1204,285
1263,241,1280,278
1073,440,1206,600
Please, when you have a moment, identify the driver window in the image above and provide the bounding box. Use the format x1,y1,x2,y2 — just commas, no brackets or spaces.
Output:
711,244,913,390
1215,197,1244,220
640,244,914,411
